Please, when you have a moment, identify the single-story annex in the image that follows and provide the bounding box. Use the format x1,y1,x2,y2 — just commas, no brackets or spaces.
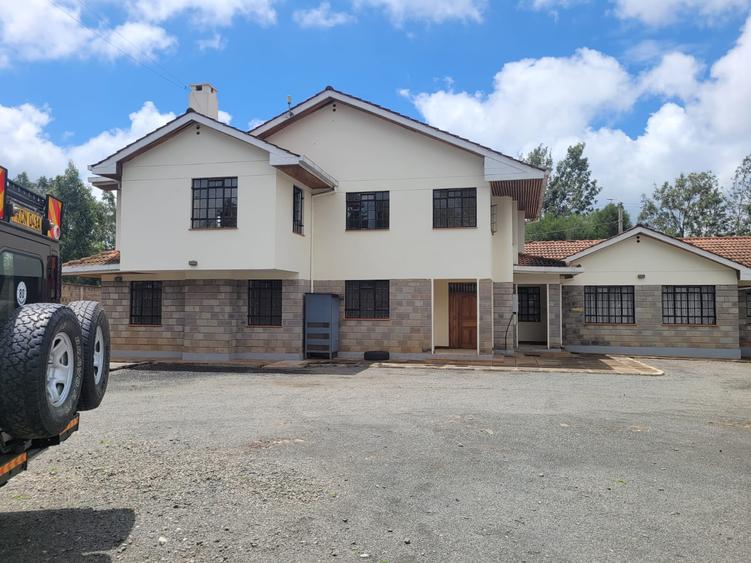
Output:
63,84,751,361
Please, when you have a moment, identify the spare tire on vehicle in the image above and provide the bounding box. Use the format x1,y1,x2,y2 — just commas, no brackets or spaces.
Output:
67,301,110,411
0,304,83,439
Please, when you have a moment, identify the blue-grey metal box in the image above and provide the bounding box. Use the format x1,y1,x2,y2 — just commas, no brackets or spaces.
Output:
304,293,340,359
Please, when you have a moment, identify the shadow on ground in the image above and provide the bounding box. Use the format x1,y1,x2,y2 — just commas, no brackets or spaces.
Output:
0,507,135,562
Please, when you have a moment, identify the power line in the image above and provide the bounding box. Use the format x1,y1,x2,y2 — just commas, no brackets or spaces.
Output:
46,0,188,91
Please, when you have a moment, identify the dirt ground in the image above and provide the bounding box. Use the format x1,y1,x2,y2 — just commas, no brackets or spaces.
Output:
1,359,749,562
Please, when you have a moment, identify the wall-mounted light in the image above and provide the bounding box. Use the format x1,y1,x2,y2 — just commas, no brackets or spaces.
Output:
188,260,198,267
637,274,646,279
114,276,123,282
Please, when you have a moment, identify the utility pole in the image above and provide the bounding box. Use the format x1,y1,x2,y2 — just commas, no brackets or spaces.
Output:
617,202,624,234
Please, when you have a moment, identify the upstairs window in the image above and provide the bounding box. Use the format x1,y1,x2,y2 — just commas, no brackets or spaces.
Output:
248,280,282,326
130,281,162,325
433,188,476,228
518,286,541,322
346,191,389,230
293,186,304,235
584,286,635,324
345,280,389,319
662,286,716,325
191,177,237,229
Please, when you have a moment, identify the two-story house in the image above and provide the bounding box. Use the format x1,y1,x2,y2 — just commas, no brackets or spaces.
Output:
64,84,751,361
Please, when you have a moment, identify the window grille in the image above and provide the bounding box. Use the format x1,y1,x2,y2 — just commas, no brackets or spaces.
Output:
518,286,541,322
346,191,389,230
345,280,389,318
662,286,716,325
191,177,237,229
130,281,162,325
584,286,635,324
248,280,283,326
433,188,477,228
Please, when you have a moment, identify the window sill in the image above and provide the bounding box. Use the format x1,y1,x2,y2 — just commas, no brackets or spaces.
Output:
293,231,305,237
247,324,283,328
345,227,390,232
661,323,718,327
583,322,637,326
344,317,391,321
189,227,238,231
433,226,478,230
129,324,162,327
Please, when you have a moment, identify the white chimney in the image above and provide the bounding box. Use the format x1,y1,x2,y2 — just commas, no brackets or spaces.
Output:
188,83,218,120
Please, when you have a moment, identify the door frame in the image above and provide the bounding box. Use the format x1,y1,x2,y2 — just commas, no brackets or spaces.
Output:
448,282,478,349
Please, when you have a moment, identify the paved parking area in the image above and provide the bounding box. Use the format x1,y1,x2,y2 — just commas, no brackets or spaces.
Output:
1,359,749,562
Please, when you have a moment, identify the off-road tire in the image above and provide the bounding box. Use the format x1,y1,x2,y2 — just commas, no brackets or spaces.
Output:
68,301,110,411
0,304,84,439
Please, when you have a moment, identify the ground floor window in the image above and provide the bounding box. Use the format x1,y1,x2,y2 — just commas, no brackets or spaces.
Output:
345,280,389,319
662,285,716,325
518,286,541,322
248,280,282,326
130,281,162,325
746,292,751,317
584,286,635,324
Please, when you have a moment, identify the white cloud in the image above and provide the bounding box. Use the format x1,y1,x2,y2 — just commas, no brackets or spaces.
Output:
0,0,175,65
639,52,703,100
0,101,175,183
248,118,265,130
197,33,228,51
217,110,233,124
354,0,486,25
406,15,751,205
293,2,356,28
614,0,751,26
129,0,278,26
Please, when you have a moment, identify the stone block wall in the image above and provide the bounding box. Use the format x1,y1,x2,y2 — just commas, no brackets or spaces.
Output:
101,279,307,360
62,283,102,304
314,279,432,356
740,289,751,357
493,281,515,352
102,280,185,357
562,284,740,353
478,279,493,354
547,283,562,349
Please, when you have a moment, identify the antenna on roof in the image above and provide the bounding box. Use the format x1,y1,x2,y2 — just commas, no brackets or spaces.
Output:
287,95,293,117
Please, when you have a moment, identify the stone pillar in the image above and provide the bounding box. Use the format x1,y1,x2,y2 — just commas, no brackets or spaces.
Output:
547,283,562,349
478,279,493,354
493,281,515,353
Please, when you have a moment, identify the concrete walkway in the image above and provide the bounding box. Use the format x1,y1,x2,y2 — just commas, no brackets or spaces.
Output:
110,353,662,376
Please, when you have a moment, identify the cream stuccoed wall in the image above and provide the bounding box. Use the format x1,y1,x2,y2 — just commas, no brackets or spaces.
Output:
491,197,515,282
274,172,311,276
563,235,738,286
118,125,310,274
266,102,514,281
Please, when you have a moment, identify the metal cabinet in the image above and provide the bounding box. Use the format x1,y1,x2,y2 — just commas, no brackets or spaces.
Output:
304,293,340,359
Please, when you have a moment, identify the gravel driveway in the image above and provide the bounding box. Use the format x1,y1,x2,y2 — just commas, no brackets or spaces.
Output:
1,359,750,562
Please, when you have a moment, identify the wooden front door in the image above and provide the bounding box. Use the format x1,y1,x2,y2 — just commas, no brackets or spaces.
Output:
449,283,477,349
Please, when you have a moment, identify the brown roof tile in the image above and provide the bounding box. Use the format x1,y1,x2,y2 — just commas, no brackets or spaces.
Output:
63,249,120,268
517,253,569,267
681,236,751,268
523,240,602,260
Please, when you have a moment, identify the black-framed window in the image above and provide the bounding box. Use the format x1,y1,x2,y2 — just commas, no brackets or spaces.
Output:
433,187,477,228
191,177,237,229
293,186,304,235
662,286,716,325
346,191,389,230
584,286,635,324
747,292,751,318
345,280,389,319
248,280,282,326
130,281,162,325
518,286,541,322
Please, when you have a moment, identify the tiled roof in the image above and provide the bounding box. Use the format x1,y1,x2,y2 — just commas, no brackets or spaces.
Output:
63,249,120,267
523,240,602,260
525,235,751,268
682,236,751,268
517,253,568,267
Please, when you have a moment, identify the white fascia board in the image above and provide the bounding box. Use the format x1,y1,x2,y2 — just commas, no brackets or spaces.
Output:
514,266,582,275
740,269,751,281
253,89,544,180
484,156,546,182
564,226,749,273
89,112,299,177
268,153,338,189
62,264,120,275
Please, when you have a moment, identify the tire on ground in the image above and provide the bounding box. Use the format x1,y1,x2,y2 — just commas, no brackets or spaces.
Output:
0,304,84,439
67,301,111,411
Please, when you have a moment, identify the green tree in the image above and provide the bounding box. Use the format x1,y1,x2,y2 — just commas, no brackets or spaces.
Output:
544,143,602,215
526,203,631,241
523,143,553,172
49,162,100,261
93,191,117,252
726,154,751,235
638,171,727,237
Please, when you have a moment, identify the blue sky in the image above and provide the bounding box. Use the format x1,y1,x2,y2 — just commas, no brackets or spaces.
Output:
2,1,751,215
